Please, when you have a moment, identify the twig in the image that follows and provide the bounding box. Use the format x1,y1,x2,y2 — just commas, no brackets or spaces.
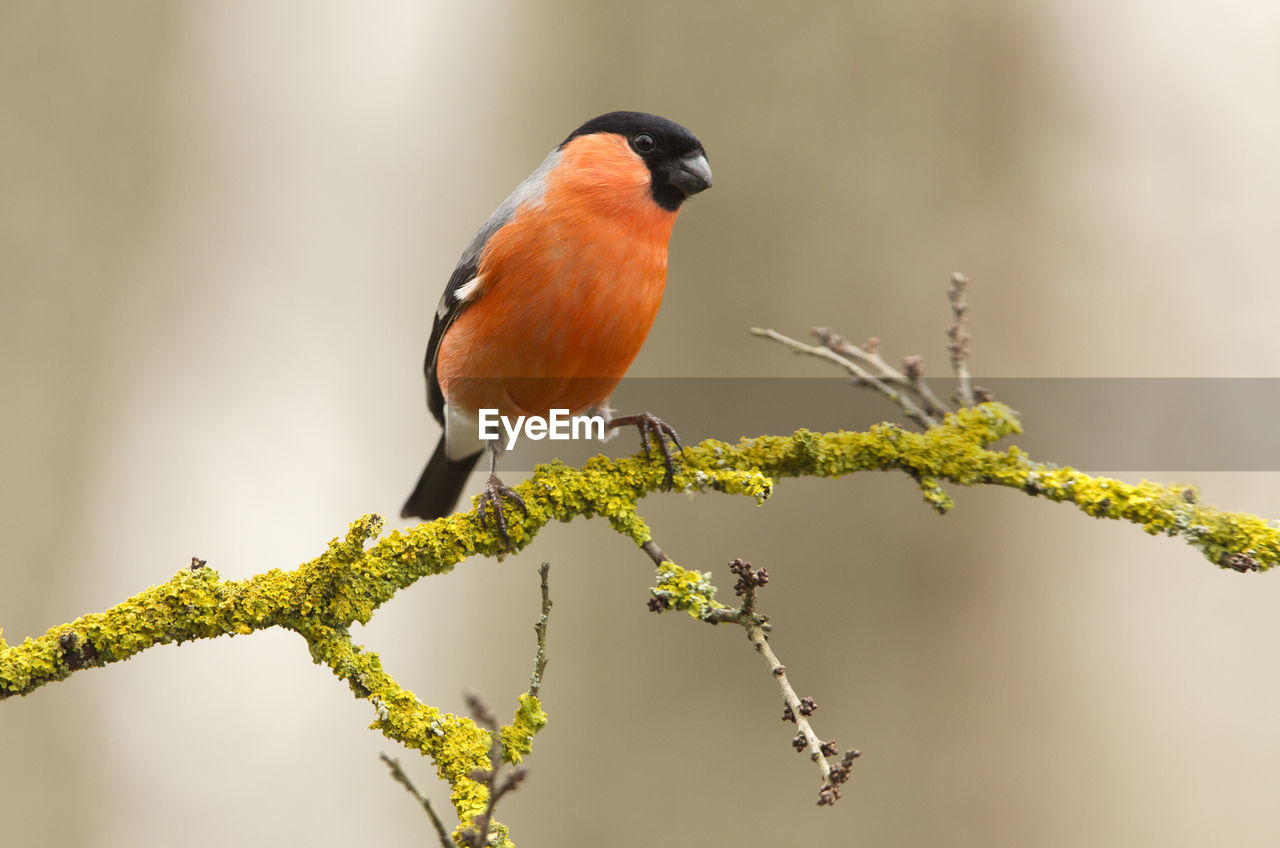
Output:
759,275,988,425
899,355,951,420
729,558,857,798
748,619,833,785
464,692,499,731
644,540,858,802
458,694,528,848
529,562,551,698
640,539,671,568
811,329,906,383
812,327,949,421
379,753,452,848
947,272,974,406
750,327,938,428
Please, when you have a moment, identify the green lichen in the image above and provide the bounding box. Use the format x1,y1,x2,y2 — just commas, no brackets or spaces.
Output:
305,623,493,825
500,693,548,765
4,402,1279,846
651,561,725,621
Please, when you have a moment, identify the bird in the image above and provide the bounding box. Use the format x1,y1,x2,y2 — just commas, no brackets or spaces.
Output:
401,111,712,542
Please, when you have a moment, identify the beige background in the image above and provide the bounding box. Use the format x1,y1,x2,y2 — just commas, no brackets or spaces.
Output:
4,2,1280,846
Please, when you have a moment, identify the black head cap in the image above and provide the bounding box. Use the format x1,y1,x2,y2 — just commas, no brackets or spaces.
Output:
562,111,711,211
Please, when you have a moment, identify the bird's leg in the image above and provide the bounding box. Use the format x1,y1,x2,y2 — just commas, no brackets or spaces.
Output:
605,412,684,488
474,445,527,549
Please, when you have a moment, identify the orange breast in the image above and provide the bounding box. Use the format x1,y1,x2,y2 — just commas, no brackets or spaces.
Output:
437,133,679,418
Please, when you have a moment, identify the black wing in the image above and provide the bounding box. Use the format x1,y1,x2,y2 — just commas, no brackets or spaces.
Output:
423,255,481,425
421,147,562,425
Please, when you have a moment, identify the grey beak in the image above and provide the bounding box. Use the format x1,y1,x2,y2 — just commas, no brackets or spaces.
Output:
668,152,713,196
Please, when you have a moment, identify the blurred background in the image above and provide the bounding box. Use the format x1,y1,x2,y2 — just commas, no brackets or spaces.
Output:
4,2,1280,845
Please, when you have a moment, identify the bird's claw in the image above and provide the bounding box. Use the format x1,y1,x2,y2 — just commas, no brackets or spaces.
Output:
476,473,527,550
608,412,683,488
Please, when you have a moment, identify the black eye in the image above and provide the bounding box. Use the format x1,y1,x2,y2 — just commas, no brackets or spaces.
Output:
632,132,656,153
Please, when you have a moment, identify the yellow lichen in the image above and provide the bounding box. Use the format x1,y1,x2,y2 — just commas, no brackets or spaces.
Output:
500,693,548,765
4,403,1278,846
650,561,726,620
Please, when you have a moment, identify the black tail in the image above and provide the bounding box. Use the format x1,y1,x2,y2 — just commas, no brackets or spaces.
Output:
401,437,482,520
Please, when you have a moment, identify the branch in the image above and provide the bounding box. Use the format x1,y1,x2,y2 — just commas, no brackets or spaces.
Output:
760,272,990,423
750,327,939,428
458,694,529,848
810,326,950,420
528,563,552,700
380,754,453,848
947,272,975,406
3,404,1275,839
5,407,1274,708
645,541,860,801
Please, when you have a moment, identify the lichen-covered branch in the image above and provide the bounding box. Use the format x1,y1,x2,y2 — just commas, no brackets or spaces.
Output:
3,402,1276,840
4,404,1275,702
303,621,498,833
459,694,532,848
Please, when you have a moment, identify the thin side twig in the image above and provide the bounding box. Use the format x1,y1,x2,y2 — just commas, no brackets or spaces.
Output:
758,275,988,425
812,326,949,420
529,562,551,698
379,753,452,848
810,328,908,384
899,354,951,419
748,623,831,783
458,694,528,848
642,540,858,801
750,327,938,428
640,539,671,568
947,272,974,406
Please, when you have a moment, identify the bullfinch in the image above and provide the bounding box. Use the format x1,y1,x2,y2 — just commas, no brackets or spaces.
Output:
401,111,712,539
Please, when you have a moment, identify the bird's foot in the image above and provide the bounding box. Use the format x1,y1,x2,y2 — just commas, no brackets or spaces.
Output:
607,412,684,488
476,473,527,550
